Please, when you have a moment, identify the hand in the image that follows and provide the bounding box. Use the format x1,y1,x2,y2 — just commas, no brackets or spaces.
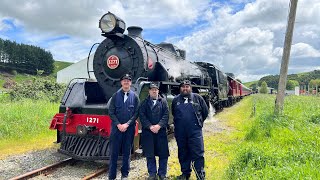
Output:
150,125,156,133
117,123,129,132
122,123,129,132
150,124,161,134
153,124,161,133
117,124,124,132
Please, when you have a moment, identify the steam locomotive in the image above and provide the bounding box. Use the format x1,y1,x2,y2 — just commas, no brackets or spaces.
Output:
49,12,251,161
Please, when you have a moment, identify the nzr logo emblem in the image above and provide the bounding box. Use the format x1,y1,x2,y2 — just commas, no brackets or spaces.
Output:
107,55,120,69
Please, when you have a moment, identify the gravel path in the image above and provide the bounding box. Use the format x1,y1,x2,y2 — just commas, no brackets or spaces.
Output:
0,148,68,180
0,109,229,180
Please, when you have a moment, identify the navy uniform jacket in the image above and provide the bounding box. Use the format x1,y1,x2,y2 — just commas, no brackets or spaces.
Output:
172,93,209,127
108,89,140,126
139,95,169,158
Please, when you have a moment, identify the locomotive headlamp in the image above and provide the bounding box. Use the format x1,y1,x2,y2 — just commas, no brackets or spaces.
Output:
99,12,126,35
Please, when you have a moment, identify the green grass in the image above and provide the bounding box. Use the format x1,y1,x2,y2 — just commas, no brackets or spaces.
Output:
204,97,253,179
0,78,5,90
52,60,73,76
226,95,320,179
0,98,59,159
13,73,35,83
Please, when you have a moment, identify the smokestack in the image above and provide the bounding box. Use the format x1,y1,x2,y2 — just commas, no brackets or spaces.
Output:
127,26,143,38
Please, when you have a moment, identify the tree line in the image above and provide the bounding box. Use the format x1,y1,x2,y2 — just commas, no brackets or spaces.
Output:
256,70,320,90
0,38,54,75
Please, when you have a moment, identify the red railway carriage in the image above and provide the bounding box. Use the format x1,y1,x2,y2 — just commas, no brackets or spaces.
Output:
227,75,252,106
240,84,251,96
228,77,241,97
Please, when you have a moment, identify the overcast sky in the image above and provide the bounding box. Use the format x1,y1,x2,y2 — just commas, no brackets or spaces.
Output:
0,0,319,82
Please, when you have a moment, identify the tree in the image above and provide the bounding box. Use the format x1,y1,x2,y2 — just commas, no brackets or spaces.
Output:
250,83,258,93
286,80,299,90
260,81,268,94
0,37,54,75
259,75,279,89
309,79,320,95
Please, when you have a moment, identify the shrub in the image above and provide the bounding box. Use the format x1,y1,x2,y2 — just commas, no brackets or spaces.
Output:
2,78,16,89
11,70,17,75
9,78,65,102
259,81,268,94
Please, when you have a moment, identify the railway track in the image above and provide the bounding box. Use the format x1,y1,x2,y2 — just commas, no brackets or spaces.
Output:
9,158,108,180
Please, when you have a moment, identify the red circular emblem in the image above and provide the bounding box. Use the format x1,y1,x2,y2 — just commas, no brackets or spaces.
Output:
148,57,153,69
107,55,120,69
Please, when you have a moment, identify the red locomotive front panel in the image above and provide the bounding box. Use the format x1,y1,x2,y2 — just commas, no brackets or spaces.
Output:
50,113,112,137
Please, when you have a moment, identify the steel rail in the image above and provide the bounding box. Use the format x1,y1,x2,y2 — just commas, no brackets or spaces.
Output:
9,158,74,180
81,166,108,180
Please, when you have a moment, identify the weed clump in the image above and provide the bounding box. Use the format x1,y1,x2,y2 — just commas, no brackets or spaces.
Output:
9,78,65,102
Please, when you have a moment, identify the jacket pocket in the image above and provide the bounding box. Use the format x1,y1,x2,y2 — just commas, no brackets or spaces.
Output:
128,105,134,111
115,104,122,114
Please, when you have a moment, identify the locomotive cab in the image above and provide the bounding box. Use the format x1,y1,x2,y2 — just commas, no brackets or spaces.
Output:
59,80,108,115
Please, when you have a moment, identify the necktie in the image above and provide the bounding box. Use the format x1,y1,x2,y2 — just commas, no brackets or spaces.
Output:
184,97,188,104
124,92,128,102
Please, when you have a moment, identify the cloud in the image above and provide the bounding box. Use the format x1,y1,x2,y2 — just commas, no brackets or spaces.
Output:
0,0,211,38
274,43,320,58
0,0,320,82
0,0,212,61
292,43,320,58
170,0,320,82
119,0,210,28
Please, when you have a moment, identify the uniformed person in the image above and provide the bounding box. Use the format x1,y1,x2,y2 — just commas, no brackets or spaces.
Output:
139,82,169,180
171,80,209,180
108,74,140,180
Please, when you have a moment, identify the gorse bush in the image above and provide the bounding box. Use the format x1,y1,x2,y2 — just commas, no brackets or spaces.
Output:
9,77,65,102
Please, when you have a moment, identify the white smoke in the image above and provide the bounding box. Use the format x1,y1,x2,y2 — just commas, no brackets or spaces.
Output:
163,58,203,79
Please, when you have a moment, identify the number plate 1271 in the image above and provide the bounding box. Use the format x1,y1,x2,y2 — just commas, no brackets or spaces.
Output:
87,117,99,123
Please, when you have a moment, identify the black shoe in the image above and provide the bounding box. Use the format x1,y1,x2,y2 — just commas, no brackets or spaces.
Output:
176,174,190,180
158,175,167,180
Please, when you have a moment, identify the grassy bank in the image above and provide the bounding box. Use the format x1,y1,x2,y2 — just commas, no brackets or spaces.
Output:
227,95,320,179
0,98,59,159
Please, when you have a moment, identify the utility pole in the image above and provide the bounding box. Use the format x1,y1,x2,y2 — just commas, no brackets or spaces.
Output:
275,0,298,115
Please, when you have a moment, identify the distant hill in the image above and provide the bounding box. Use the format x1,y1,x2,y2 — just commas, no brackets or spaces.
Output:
245,70,320,89
243,80,258,88
52,61,73,76
0,60,73,90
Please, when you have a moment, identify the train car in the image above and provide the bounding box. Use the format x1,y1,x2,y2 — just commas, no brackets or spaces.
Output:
49,12,249,161
227,75,252,105
227,75,241,106
240,83,252,96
